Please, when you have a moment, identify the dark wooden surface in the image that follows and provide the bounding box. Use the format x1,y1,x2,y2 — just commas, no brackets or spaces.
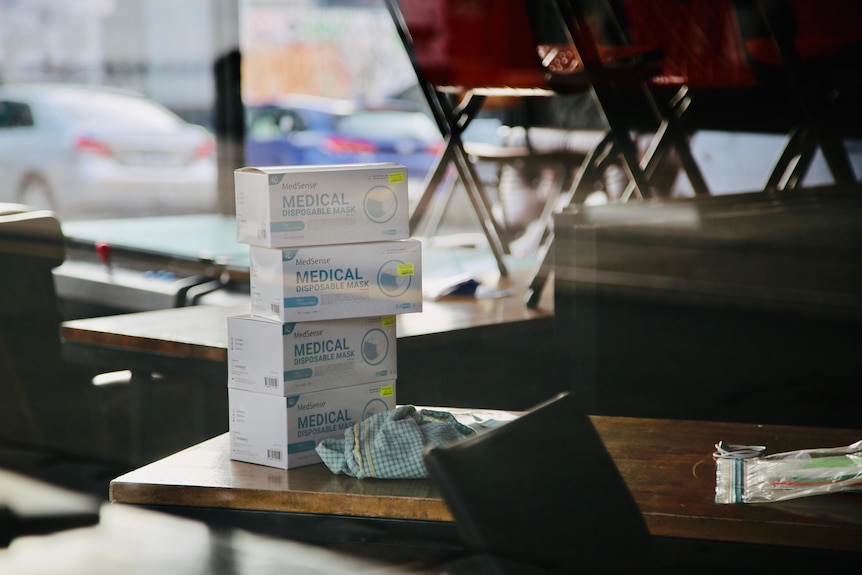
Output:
60,267,552,365
553,188,862,427
110,415,862,553
58,267,559,466
60,266,560,413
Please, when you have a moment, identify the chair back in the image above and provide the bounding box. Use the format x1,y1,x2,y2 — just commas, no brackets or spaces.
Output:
424,392,655,573
393,0,548,90
0,205,69,444
738,0,862,66
621,0,757,88
0,205,65,325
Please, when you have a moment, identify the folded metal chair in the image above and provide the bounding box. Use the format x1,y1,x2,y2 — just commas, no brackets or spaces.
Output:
386,0,662,276
734,0,862,191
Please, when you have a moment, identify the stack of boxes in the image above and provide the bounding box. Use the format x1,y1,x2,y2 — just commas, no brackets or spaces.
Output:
227,163,422,469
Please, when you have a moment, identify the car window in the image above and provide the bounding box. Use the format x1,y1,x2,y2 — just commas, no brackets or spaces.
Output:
0,101,34,128
336,111,438,142
247,109,306,140
46,91,183,130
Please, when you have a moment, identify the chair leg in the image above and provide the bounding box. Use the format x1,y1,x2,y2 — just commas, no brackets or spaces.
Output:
755,0,857,186
444,93,512,255
525,135,615,308
525,231,555,308
514,162,567,255
0,339,44,443
410,139,455,233
567,133,616,205
406,88,511,274
422,169,458,239
451,138,510,275
765,127,818,192
637,87,711,198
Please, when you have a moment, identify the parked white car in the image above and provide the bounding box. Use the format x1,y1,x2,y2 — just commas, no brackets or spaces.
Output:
0,84,217,220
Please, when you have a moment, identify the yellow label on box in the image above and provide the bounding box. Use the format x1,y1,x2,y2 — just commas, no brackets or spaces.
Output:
388,172,405,184
397,263,415,276
381,315,396,327
381,385,394,397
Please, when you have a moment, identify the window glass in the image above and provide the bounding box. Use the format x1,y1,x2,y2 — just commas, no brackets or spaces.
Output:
336,111,439,142
0,101,34,128
0,0,860,470
46,91,183,131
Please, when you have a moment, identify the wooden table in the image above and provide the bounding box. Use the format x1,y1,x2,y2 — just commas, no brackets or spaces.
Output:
60,266,552,376
60,267,555,464
110,415,862,563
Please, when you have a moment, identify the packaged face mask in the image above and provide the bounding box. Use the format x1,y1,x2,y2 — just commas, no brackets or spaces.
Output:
229,381,396,470
249,240,422,322
234,163,409,248
228,314,397,395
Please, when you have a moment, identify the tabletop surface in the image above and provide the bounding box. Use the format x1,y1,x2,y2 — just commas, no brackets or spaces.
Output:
60,266,553,363
62,215,250,269
61,215,542,280
110,414,862,553
60,214,552,360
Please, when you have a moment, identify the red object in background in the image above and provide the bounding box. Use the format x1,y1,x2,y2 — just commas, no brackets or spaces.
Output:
323,136,377,154
95,241,111,269
397,0,548,90
622,0,758,88
742,0,862,65
75,136,113,157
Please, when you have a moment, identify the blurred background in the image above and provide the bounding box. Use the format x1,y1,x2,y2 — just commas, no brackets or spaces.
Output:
2,0,861,496
4,0,852,225
0,0,489,226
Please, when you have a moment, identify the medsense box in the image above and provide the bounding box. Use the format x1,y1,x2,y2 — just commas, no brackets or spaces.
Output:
228,381,396,469
227,314,397,396
235,163,409,248
250,239,423,322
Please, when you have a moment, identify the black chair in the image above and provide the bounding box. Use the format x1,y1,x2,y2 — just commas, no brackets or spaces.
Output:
424,392,657,574
0,204,129,493
524,0,735,307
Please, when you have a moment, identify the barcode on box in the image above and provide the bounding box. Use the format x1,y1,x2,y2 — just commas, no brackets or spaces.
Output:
271,303,280,315
264,377,278,388
267,449,282,461
257,227,267,240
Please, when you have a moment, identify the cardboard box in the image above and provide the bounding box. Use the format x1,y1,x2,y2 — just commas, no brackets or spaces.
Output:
235,163,409,248
250,240,423,322
227,314,397,395
228,381,396,469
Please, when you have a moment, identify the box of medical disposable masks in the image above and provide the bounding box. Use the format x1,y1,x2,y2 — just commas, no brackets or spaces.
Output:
235,163,409,248
249,239,423,322
227,314,397,396
228,381,396,469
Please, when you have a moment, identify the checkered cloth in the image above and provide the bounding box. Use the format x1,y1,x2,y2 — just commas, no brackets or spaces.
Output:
315,405,476,479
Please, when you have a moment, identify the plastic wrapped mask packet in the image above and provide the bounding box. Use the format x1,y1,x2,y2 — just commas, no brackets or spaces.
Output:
714,439,862,504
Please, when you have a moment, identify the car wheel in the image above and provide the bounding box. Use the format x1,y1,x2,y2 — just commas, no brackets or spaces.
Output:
17,175,57,212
